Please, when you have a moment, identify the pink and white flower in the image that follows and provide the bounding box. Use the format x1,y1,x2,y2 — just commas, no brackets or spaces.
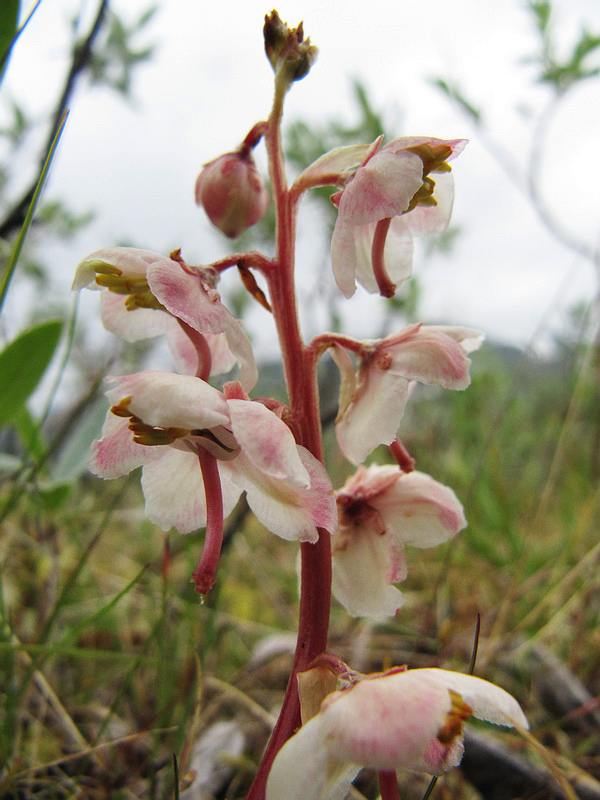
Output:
333,464,466,617
73,247,257,390
266,665,528,800
301,136,466,298
91,371,337,539
332,324,484,464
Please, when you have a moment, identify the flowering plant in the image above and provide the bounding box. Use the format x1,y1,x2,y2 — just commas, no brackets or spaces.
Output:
74,11,527,800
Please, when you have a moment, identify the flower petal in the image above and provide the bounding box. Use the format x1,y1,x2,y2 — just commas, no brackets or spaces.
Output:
72,247,160,290
266,714,359,800
330,219,359,298
419,669,529,729
100,290,175,343
107,371,230,431
141,448,241,533
319,668,526,774
377,470,467,547
90,410,155,479
148,259,258,390
338,150,424,226
225,444,336,543
336,371,409,465
226,399,309,486
385,326,477,389
332,527,407,618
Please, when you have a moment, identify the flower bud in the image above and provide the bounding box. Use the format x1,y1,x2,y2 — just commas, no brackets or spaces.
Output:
263,10,318,91
195,149,270,239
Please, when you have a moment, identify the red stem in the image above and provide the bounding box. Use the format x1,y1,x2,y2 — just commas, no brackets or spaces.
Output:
246,85,332,800
209,250,274,275
378,770,403,800
177,319,212,381
390,437,415,473
371,216,396,298
190,450,224,595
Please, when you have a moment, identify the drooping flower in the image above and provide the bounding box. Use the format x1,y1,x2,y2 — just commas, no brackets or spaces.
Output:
91,371,337,541
332,136,466,298
73,247,257,390
332,324,484,464
332,464,466,617
195,148,270,239
266,665,528,800
294,136,466,298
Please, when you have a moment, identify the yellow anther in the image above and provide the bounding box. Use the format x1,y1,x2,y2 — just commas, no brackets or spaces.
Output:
88,259,122,276
132,430,176,446
110,396,134,417
436,689,472,745
407,143,454,176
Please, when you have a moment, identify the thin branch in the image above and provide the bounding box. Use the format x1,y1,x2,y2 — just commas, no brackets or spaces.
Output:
0,0,109,240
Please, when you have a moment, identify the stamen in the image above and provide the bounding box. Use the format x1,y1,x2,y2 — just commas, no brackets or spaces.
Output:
110,396,134,417
437,690,472,745
192,426,240,461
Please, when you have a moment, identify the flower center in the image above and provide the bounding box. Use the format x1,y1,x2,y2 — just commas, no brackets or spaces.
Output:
90,260,165,311
110,397,241,460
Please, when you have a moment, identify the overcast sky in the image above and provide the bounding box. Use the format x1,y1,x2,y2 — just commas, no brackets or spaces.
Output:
2,0,600,359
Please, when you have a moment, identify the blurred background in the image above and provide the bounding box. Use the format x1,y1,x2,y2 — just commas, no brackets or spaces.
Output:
1,2,599,798
2,0,599,354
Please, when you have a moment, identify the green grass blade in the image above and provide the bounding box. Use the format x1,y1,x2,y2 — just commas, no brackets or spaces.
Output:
56,563,149,646
0,109,68,311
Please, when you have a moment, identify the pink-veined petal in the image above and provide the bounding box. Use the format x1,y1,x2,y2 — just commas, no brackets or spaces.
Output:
338,150,424,226
147,258,232,335
225,445,336,543
140,449,241,533
266,714,360,800
320,669,459,774
384,326,476,389
332,526,407,618
141,448,207,532
106,371,230,431
336,371,409,465
226,399,309,486
377,471,467,548
295,446,338,534
148,259,258,391
427,325,485,354
381,136,467,161
90,411,156,479
319,667,526,774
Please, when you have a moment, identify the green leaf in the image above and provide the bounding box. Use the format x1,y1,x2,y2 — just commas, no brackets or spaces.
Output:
0,320,63,425
528,1,551,36
11,405,47,462
37,481,71,511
